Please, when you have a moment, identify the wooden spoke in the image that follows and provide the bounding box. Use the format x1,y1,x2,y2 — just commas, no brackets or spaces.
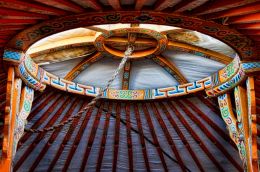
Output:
154,0,181,11
107,0,122,10
168,41,233,64
135,0,147,10
151,55,188,84
203,2,260,19
227,13,260,24
171,0,209,13
34,0,85,13
0,0,68,16
190,0,258,16
64,52,103,81
0,7,49,19
71,0,102,11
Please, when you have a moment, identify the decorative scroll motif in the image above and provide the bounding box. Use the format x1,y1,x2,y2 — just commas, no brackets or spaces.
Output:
107,89,145,100
7,12,256,60
218,93,246,164
13,86,34,156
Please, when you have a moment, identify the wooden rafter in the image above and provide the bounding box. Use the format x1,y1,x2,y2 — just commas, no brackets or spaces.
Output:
125,103,133,172
0,0,68,16
0,19,38,25
64,52,103,81
154,0,181,11
133,104,151,171
71,0,102,11
135,0,147,10
150,102,186,171
159,102,205,171
167,101,225,171
17,94,63,149
80,103,104,172
203,2,260,19
112,103,121,171
151,55,188,84
34,0,85,13
62,106,94,172
190,0,258,16
234,23,260,30
141,103,168,171
172,0,209,13
176,100,243,172
227,12,260,24
0,7,49,19
14,96,71,171
168,41,233,64
107,0,122,10
96,102,113,171
28,98,78,172
47,101,86,171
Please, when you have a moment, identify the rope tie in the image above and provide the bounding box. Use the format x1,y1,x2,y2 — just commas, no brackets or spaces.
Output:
25,45,134,133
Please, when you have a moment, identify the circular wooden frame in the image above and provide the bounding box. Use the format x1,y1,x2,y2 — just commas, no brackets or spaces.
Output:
3,11,260,100
94,28,168,58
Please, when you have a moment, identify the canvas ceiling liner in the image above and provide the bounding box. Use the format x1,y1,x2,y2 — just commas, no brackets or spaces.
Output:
3,12,260,100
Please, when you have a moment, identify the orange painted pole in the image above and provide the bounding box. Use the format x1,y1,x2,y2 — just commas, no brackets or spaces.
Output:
0,67,22,172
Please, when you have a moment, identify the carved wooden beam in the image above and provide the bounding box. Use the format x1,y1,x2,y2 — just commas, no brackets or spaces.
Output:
168,41,233,64
107,0,122,10
0,0,68,16
151,55,188,84
71,0,102,11
203,2,260,19
227,13,260,24
154,0,181,11
172,0,209,13
190,0,258,16
34,0,85,13
64,52,103,81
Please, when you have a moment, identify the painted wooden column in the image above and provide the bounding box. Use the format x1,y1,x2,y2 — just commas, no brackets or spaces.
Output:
0,66,34,172
0,67,21,172
218,77,259,172
234,86,252,171
246,77,259,171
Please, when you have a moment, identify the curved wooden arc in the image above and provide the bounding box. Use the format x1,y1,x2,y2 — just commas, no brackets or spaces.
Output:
151,55,188,84
64,52,103,81
6,12,257,60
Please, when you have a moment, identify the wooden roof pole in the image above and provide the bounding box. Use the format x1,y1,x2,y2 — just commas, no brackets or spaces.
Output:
246,77,259,172
0,67,22,172
133,104,151,171
151,55,188,84
28,99,79,172
96,102,113,171
80,103,104,172
64,52,103,81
